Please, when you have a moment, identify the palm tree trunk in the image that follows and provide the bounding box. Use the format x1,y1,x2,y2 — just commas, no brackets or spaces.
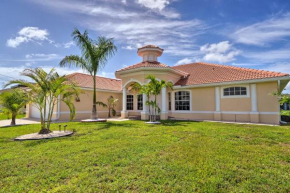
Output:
91,76,98,119
10,114,16,126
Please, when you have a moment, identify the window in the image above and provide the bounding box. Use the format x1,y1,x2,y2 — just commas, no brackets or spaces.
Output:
127,95,133,110
168,92,171,111
223,87,247,96
137,94,143,110
175,91,190,111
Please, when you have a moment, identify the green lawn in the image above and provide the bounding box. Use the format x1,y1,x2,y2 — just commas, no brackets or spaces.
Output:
0,113,26,120
0,121,290,192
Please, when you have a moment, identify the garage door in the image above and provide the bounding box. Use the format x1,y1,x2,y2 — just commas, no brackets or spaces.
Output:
30,104,49,119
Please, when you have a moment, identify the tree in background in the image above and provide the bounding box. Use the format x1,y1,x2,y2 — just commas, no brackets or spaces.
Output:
0,89,28,125
6,68,80,134
60,28,117,120
96,96,118,118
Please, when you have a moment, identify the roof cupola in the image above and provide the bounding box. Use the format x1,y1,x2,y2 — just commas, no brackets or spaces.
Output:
137,45,164,62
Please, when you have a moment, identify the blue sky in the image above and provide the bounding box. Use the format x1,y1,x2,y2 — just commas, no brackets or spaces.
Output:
0,0,290,92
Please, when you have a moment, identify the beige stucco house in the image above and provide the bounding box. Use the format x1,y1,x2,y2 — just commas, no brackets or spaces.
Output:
26,45,290,124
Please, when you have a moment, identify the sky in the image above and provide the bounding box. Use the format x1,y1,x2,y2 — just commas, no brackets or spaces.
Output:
0,0,290,92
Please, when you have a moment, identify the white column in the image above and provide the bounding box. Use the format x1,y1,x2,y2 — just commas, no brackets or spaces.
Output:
171,91,174,111
214,86,221,121
142,93,147,113
215,87,220,112
161,87,167,113
122,88,127,112
250,84,258,112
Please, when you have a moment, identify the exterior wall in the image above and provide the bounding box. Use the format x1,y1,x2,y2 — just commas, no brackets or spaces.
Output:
170,82,280,125
58,89,122,121
257,82,279,112
257,82,280,124
171,87,215,120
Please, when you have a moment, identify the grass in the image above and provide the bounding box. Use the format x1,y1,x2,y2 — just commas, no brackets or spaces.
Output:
0,113,26,120
0,121,290,192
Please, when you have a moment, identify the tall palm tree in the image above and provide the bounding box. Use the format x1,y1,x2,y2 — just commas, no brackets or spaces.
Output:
0,89,28,125
60,29,117,120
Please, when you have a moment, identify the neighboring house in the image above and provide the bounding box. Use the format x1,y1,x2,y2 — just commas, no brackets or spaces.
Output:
26,45,290,124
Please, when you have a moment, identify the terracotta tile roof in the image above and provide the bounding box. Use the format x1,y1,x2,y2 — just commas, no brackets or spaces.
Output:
173,62,289,86
66,73,122,91
116,61,171,72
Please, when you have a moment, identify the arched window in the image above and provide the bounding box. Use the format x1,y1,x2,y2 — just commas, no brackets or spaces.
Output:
175,91,190,111
223,87,247,96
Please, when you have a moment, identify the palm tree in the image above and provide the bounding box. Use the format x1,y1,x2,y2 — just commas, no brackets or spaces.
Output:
132,76,173,122
96,96,119,118
6,68,80,134
0,89,28,125
146,75,173,122
59,29,117,120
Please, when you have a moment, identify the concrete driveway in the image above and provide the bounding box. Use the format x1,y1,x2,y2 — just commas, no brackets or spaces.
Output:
0,118,40,127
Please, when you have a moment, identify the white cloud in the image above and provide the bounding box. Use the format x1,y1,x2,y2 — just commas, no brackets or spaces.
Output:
200,41,231,54
244,48,290,63
175,58,193,66
136,0,170,10
122,45,135,50
200,41,240,63
63,41,75,48
0,54,62,63
30,0,207,57
88,6,138,19
24,54,62,61
98,71,115,78
122,0,127,4
6,27,50,48
232,13,290,46
6,36,29,48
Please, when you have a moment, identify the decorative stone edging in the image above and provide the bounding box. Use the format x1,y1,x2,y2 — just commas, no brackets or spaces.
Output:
80,119,107,123
14,131,74,141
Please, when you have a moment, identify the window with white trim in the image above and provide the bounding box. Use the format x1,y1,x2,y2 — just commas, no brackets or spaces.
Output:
126,95,134,110
223,87,247,96
168,92,171,111
137,94,143,110
175,91,190,111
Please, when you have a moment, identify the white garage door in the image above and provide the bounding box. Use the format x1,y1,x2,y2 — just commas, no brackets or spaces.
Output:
30,104,49,119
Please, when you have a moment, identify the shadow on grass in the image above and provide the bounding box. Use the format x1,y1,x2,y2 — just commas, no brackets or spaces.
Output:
160,120,202,127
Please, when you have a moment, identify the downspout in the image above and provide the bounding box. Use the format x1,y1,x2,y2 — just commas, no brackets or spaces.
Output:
278,80,284,124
